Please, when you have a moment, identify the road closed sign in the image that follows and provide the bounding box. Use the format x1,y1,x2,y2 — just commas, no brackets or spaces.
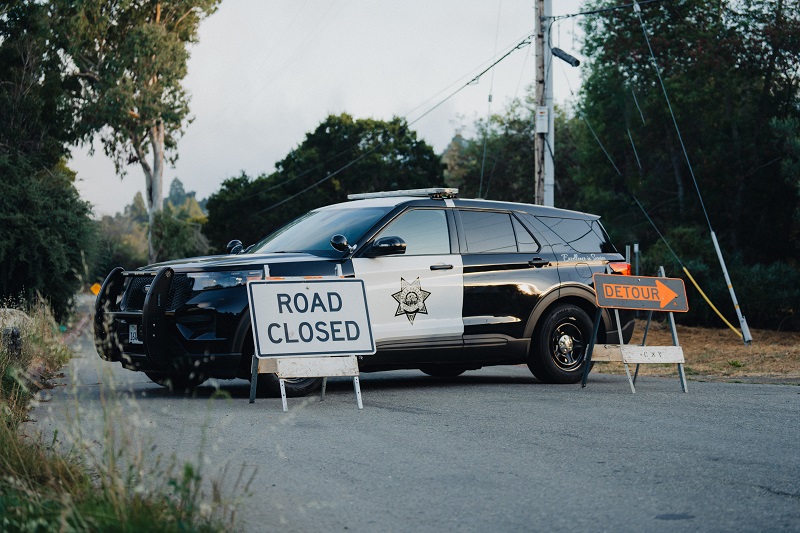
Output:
248,279,376,358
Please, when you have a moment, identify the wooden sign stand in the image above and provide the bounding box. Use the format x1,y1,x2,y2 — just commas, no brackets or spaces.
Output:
246,278,375,411
249,355,362,411
582,267,688,394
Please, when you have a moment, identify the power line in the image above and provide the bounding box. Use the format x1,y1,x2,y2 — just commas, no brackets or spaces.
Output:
248,32,536,217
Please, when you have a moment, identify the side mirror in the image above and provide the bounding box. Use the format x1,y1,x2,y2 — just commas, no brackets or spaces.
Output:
366,236,407,257
226,239,244,254
330,234,353,253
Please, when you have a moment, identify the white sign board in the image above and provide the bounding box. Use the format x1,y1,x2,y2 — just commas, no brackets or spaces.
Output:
248,279,375,358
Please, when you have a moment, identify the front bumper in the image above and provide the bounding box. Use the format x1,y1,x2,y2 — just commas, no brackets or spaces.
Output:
94,267,246,378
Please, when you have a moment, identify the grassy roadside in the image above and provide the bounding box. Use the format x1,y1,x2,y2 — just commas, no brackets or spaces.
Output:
0,298,235,532
594,318,800,385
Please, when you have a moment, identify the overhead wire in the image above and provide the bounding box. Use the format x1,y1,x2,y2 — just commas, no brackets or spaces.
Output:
631,0,750,342
552,20,742,338
479,2,504,198
247,31,537,217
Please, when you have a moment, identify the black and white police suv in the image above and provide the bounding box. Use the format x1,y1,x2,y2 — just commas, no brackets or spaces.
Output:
94,188,634,397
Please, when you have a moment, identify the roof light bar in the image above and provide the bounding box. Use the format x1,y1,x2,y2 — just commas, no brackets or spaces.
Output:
347,188,459,200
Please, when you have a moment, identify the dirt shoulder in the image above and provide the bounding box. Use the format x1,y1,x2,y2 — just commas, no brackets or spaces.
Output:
593,319,800,385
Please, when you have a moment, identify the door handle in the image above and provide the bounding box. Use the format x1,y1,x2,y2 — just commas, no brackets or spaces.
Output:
528,257,549,268
430,264,454,271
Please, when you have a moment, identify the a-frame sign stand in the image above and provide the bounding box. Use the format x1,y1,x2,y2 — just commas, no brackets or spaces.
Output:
582,267,689,393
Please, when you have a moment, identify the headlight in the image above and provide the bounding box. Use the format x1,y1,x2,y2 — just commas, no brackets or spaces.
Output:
187,270,263,290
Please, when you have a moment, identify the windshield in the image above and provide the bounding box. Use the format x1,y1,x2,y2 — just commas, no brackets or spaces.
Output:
248,206,392,257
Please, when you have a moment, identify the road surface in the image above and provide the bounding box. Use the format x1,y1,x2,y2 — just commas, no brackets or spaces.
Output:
29,320,800,532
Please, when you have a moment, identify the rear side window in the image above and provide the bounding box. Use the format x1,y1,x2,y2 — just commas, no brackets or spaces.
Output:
536,216,616,254
459,210,539,253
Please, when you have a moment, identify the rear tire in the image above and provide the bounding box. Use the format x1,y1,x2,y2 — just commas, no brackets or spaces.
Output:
255,373,323,398
528,304,593,384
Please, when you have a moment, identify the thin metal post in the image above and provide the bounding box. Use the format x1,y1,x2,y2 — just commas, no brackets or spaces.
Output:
320,377,327,402
660,266,688,393
353,376,363,409
279,379,288,412
249,354,258,404
582,308,603,387
711,231,752,345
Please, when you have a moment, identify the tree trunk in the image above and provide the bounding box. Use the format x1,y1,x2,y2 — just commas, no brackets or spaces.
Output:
139,121,165,264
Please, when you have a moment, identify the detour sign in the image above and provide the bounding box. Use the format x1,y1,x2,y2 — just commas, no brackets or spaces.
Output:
593,273,688,312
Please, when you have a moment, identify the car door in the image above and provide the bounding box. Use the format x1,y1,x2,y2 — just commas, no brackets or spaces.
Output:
351,207,463,364
456,209,562,362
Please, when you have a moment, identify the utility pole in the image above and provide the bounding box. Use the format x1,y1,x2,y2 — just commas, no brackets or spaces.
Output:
534,0,554,206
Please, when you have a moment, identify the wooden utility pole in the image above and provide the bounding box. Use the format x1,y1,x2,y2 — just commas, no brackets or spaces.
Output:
534,0,554,206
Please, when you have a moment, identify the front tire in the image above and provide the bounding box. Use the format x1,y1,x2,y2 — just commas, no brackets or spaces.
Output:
145,368,207,393
528,304,593,384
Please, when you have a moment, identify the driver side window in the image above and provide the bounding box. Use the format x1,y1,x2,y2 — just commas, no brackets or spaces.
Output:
376,209,450,256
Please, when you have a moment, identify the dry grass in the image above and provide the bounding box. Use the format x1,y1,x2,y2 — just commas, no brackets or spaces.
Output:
593,318,800,385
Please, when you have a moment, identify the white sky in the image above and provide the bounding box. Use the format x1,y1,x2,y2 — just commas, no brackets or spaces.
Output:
72,0,586,217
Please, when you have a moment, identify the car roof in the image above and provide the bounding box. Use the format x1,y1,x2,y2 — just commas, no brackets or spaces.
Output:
317,195,600,221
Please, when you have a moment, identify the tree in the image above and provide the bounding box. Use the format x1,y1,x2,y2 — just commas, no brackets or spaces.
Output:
53,0,220,263
0,157,96,321
0,1,78,165
567,0,800,262
205,114,444,251
165,177,188,208
0,2,95,320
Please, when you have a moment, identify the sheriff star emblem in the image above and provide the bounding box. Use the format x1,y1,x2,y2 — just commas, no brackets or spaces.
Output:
391,277,431,324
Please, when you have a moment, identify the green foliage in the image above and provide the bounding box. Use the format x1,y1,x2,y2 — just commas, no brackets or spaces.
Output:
152,205,210,262
0,300,241,532
52,0,220,262
565,0,800,265
53,0,220,175
0,156,96,321
443,99,538,203
92,213,149,281
204,114,444,251
641,228,800,330
0,1,79,167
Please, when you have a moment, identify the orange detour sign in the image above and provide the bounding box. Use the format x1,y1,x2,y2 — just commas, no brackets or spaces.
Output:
593,274,689,312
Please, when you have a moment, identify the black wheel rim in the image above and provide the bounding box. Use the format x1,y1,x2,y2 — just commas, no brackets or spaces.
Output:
550,320,585,371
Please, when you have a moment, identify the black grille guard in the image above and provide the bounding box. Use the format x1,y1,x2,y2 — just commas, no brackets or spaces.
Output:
94,266,174,364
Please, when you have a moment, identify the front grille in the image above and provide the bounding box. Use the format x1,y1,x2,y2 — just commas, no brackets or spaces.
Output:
120,273,194,312
167,274,193,310
121,276,152,311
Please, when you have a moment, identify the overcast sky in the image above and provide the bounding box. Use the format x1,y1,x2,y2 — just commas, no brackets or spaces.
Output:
72,0,586,217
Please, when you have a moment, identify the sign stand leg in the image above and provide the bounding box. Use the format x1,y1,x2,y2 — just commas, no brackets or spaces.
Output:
353,376,363,409
678,364,688,392
624,363,636,393
320,377,327,402
582,308,603,388
279,379,288,412
249,354,258,404
633,364,640,385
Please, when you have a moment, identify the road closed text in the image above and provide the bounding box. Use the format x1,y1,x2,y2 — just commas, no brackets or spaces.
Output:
267,320,360,343
248,279,375,357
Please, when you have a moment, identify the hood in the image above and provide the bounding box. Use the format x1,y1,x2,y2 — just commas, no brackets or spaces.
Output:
138,252,338,273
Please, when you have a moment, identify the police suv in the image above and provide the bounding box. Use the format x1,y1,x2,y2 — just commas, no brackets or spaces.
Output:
94,188,634,397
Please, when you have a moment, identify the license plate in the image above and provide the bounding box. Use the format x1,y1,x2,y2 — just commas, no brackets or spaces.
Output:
128,324,143,345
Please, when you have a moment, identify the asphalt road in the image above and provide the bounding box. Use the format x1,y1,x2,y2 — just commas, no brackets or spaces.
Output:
29,325,799,533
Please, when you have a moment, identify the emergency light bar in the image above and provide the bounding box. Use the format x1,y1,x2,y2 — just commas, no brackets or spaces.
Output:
347,188,459,200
